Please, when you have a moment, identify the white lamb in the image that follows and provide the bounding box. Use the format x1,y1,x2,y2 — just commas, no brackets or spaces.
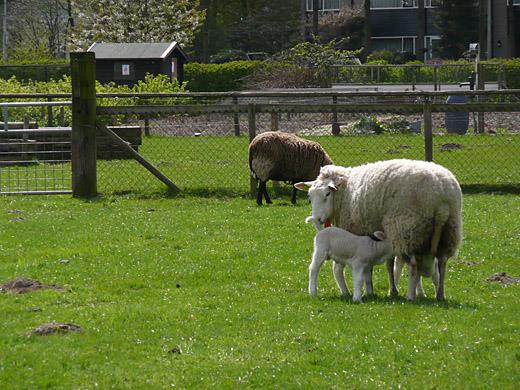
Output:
295,159,462,301
305,216,395,303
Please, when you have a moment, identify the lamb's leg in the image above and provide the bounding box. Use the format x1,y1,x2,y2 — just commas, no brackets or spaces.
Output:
387,256,399,297
366,267,374,296
332,261,349,297
406,255,419,301
291,186,298,205
436,255,447,301
352,264,364,303
363,267,374,297
432,257,440,293
416,277,426,298
261,181,272,204
309,251,326,296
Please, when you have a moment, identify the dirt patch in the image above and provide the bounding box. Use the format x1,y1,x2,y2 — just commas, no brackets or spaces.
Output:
439,143,464,152
486,272,520,285
461,260,482,266
31,322,83,336
0,277,64,294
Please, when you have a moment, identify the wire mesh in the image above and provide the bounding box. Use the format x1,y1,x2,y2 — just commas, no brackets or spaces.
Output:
2,91,519,197
0,99,72,194
0,128,72,194
96,91,520,197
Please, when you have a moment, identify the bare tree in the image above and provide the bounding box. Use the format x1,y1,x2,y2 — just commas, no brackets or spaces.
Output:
2,0,7,61
7,0,69,57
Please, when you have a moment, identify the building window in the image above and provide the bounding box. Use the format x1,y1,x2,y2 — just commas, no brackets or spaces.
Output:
114,62,134,80
371,0,416,8
371,37,416,53
426,0,442,7
425,35,441,59
306,0,341,12
371,0,441,8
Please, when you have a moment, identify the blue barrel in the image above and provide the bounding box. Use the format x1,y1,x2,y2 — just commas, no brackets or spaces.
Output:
445,95,469,135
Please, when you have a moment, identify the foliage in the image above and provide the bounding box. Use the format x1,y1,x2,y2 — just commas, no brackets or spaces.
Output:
192,0,302,63
184,60,262,91
367,50,416,65
70,0,204,50
2,0,70,59
245,61,320,89
318,8,365,52
434,0,479,60
347,115,415,135
209,49,248,64
0,74,185,126
266,40,361,88
3,45,68,66
0,190,518,387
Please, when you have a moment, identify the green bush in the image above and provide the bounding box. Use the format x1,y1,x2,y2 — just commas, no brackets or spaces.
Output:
209,49,248,64
184,61,262,91
366,50,415,65
0,74,186,127
0,64,70,82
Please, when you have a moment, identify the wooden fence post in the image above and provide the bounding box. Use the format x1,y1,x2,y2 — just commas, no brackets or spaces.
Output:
47,97,53,126
143,97,150,136
423,97,433,162
331,95,339,135
71,52,97,198
270,111,279,132
248,104,257,198
233,96,240,136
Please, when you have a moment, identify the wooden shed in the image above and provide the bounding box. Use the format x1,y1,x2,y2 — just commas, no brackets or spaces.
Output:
87,42,187,86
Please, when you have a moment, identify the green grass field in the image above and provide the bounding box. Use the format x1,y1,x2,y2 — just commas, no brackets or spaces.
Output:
2,133,519,196
98,132,520,195
0,191,519,388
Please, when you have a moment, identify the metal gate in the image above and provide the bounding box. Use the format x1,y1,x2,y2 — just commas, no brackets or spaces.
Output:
0,101,72,195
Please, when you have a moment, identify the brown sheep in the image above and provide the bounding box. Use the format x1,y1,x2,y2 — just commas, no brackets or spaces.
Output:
248,131,333,205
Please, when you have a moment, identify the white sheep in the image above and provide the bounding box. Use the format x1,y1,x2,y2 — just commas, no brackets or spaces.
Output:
305,216,395,303
395,255,439,298
249,131,333,205
295,159,462,301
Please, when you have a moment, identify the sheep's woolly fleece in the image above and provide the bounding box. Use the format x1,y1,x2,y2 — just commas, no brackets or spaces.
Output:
248,131,333,182
315,159,462,258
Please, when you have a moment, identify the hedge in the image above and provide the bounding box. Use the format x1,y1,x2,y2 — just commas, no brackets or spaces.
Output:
184,61,262,92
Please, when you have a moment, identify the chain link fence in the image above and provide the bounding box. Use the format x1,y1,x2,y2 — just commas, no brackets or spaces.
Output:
1,91,519,196
94,91,520,197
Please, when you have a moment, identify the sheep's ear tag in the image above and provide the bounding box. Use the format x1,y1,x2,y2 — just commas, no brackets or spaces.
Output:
328,183,338,192
294,181,312,192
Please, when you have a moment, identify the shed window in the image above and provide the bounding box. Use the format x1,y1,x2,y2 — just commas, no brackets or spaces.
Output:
114,62,135,80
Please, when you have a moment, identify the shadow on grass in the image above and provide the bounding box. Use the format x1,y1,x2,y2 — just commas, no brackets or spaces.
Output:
87,183,520,200
461,183,520,195
319,293,477,310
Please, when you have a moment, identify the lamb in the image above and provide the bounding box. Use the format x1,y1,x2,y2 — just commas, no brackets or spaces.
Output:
248,131,333,205
295,159,462,301
305,216,395,303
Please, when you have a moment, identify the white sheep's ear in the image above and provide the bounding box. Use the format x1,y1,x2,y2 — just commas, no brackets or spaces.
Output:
327,183,338,192
373,231,386,241
294,181,313,192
